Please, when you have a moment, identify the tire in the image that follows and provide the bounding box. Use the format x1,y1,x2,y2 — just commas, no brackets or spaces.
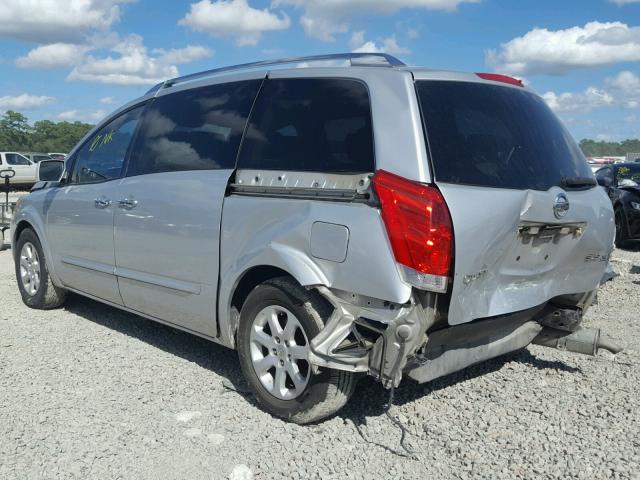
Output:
237,276,357,424
14,228,67,309
614,208,629,248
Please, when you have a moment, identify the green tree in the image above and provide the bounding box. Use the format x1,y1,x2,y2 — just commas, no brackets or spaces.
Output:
0,110,32,150
579,139,640,157
0,110,93,153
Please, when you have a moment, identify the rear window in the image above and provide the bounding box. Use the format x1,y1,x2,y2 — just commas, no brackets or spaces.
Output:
416,81,592,190
237,78,374,173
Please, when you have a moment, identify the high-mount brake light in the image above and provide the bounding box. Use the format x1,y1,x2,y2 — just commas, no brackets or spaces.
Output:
475,72,524,87
372,170,453,293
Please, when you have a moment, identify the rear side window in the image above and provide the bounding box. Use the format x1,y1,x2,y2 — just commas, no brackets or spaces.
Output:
237,78,374,173
5,153,31,165
416,81,593,190
70,105,144,184
127,80,261,176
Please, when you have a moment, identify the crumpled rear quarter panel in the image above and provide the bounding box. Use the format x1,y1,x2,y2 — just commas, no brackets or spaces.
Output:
439,183,615,325
217,195,411,343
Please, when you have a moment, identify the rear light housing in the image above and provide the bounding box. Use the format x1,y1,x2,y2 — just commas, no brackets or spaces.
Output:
372,170,453,293
475,72,524,87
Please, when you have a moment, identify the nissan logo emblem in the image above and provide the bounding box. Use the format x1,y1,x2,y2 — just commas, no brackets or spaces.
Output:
553,193,570,219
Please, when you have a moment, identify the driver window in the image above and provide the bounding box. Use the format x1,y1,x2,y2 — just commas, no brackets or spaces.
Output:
71,105,144,184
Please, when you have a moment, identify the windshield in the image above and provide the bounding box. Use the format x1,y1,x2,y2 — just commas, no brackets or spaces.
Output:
616,165,640,187
416,81,593,191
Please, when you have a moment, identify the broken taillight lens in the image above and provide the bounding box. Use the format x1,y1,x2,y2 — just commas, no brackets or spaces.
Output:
373,170,453,293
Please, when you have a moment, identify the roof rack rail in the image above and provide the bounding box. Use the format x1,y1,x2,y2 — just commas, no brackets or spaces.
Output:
145,52,406,95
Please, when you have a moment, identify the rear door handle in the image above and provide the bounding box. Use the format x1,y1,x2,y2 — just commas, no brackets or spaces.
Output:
94,196,112,209
118,196,138,210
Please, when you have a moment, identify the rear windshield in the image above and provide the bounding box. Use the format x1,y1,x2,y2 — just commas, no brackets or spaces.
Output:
416,80,593,190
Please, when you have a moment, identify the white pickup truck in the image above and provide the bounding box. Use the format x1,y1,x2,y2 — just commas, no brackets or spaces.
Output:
0,152,38,185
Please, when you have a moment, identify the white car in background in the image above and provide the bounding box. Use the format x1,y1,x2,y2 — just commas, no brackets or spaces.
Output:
0,152,38,185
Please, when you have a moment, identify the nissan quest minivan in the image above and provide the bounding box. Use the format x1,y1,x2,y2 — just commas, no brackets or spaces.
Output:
12,53,621,423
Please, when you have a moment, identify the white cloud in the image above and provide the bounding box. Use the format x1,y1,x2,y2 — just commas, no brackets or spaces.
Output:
179,0,290,46
407,28,420,39
99,96,116,104
15,43,90,69
624,114,638,123
0,93,54,110
57,109,107,123
610,0,640,4
0,0,130,44
273,0,478,41
543,70,640,113
153,45,214,64
350,31,410,54
542,88,614,113
67,35,211,85
487,22,640,75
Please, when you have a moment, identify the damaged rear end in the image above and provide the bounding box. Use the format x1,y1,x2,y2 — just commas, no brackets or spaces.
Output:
309,73,620,388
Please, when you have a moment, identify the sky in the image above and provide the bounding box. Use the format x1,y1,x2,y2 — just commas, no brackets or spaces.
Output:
0,0,639,142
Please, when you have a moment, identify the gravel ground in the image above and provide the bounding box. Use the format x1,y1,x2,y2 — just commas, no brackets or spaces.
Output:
0,240,639,479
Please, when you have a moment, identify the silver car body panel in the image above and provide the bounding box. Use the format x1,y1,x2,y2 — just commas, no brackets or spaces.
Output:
440,183,615,325
113,170,230,338
217,194,411,347
45,180,124,305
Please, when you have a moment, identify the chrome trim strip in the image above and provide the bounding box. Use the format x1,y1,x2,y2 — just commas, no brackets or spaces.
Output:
61,256,115,275
115,267,201,295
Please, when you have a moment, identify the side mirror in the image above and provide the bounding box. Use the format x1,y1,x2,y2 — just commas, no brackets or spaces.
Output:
596,176,612,187
37,159,65,183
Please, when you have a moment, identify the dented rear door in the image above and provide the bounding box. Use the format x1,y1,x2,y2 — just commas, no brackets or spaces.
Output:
415,80,615,325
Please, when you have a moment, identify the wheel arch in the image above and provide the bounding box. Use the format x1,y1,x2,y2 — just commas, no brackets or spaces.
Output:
218,260,326,349
11,213,63,288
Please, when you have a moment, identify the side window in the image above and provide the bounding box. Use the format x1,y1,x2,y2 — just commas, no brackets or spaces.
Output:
237,78,374,173
6,153,31,165
71,106,144,184
127,80,261,176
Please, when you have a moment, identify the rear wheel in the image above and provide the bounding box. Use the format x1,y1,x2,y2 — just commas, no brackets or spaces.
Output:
15,228,67,309
614,208,629,248
237,277,356,424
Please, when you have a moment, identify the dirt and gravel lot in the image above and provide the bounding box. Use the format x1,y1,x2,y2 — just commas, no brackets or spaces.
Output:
0,237,638,479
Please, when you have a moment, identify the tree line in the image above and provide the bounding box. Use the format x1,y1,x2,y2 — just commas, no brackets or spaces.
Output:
0,110,93,154
578,139,640,158
1,109,639,158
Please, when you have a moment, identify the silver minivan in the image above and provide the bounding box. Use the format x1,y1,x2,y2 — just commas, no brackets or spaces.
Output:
12,54,620,423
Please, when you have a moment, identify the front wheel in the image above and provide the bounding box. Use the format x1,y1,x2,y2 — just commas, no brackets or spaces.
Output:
15,228,67,309
237,277,357,424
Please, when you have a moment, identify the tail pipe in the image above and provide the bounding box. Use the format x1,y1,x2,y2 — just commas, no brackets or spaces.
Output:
533,327,623,356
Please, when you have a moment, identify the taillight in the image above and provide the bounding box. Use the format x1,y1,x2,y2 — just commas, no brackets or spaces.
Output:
373,169,453,293
475,72,524,87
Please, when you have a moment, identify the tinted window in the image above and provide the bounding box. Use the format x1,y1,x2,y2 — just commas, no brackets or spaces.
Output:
416,81,593,190
615,164,640,186
127,80,261,176
238,78,374,173
34,155,52,163
6,153,31,165
71,106,144,184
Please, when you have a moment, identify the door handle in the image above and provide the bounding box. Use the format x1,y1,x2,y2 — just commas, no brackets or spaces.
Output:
118,196,138,210
94,196,112,209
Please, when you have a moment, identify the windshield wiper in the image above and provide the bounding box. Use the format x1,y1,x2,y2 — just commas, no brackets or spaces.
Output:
560,176,597,189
